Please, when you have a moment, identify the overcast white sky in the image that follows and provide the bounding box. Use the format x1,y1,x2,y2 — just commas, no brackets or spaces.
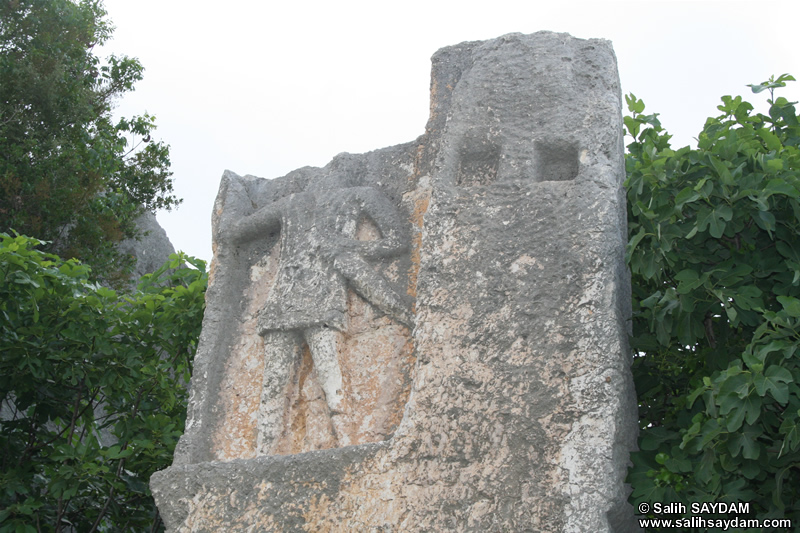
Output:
98,0,800,264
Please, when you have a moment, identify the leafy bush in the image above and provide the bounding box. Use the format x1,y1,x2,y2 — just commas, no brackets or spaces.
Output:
0,233,206,532
626,75,800,526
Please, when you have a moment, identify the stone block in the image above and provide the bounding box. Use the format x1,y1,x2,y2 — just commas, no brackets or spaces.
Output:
151,31,638,532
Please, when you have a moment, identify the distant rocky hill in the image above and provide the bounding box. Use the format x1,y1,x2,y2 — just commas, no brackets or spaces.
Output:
118,211,177,279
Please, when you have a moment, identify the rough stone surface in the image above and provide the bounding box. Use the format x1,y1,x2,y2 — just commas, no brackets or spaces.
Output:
151,31,639,532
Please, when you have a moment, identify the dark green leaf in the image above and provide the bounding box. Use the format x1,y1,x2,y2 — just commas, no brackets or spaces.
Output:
777,295,800,317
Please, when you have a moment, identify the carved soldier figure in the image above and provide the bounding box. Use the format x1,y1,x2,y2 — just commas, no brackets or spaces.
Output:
221,173,412,454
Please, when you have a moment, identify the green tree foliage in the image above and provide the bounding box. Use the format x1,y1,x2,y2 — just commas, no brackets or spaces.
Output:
626,75,800,525
0,233,206,532
0,0,178,282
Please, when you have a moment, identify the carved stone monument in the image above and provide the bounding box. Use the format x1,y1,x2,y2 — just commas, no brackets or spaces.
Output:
151,31,639,531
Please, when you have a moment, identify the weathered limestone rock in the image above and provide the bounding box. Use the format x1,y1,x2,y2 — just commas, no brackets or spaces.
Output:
151,31,639,532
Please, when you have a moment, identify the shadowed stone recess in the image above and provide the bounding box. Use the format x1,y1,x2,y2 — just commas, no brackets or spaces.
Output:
151,31,639,532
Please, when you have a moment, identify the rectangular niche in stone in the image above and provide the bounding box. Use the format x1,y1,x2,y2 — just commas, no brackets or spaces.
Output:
534,139,581,182
152,31,640,533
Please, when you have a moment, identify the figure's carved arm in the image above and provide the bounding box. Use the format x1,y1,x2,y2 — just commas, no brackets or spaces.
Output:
324,186,413,327
344,187,407,259
227,202,282,244
333,251,414,328
218,193,296,246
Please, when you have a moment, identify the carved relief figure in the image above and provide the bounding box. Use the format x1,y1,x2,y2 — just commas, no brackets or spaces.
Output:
220,174,412,454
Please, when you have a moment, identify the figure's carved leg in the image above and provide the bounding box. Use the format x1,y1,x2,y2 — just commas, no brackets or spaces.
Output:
304,325,347,444
257,330,300,456
304,326,344,411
